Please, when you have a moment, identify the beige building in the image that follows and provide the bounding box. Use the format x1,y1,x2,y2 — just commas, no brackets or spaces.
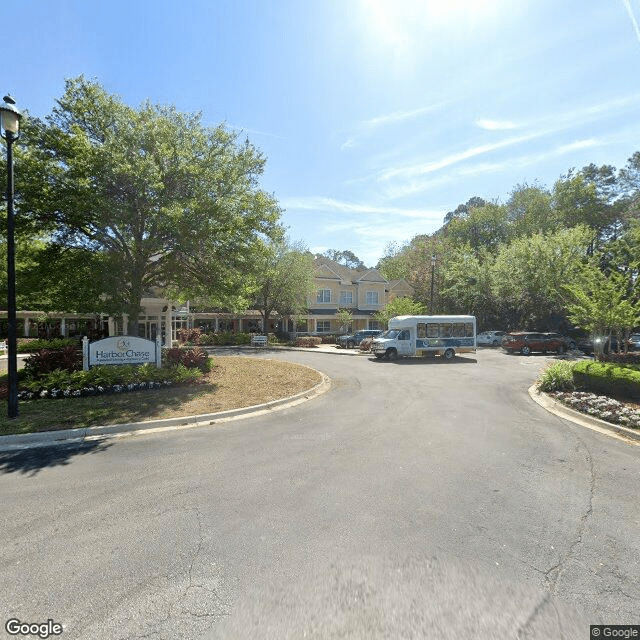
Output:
290,257,414,335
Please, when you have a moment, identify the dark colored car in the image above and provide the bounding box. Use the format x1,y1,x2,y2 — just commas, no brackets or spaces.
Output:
502,332,568,355
337,329,383,349
546,333,577,350
576,335,619,355
627,334,640,351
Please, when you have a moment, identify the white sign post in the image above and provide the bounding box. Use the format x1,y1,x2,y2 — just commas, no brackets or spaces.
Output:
83,336,162,371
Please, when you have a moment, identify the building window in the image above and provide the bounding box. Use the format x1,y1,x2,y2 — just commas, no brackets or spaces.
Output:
369,321,381,330
316,321,331,333
365,291,379,305
317,289,331,303
339,291,353,305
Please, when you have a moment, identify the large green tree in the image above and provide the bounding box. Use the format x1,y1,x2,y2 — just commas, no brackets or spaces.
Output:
491,226,592,330
252,239,316,338
12,77,282,333
373,296,426,328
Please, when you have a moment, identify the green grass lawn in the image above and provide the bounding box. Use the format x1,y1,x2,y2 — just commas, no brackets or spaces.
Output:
0,383,217,436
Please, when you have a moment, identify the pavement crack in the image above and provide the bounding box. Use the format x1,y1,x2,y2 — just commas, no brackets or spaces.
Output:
517,436,596,638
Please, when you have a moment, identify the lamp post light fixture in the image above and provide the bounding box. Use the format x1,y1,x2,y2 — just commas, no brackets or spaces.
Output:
1,95,23,418
430,254,436,314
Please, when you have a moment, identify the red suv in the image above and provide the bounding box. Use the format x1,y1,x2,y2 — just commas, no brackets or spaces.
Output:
502,332,567,355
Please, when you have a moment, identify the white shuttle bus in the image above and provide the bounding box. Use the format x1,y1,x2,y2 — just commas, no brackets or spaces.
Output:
370,315,476,361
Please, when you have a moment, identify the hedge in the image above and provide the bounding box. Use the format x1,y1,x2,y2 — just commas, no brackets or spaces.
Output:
572,361,640,401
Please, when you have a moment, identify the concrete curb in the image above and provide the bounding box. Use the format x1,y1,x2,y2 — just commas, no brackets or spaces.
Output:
528,385,640,446
0,370,332,451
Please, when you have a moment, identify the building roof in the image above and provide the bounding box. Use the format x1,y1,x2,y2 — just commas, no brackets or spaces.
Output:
313,257,386,284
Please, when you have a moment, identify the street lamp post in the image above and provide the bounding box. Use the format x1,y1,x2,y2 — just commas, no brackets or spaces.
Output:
430,254,436,314
1,95,23,418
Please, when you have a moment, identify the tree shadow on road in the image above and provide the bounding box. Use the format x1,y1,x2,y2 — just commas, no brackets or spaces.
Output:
0,439,112,477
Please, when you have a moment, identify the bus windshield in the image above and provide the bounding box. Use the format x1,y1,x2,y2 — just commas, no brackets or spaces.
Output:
379,329,400,339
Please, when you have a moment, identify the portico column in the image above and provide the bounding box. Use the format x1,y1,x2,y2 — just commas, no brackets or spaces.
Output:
60,318,66,337
23,317,29,337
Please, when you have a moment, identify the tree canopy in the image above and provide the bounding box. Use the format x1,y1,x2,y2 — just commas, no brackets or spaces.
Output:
6,76,282,332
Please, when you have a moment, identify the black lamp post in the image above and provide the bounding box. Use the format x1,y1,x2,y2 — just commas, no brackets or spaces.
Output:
1,95,23,419
430,254,436,314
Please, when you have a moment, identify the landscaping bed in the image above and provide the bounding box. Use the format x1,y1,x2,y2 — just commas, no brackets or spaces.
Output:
0,356,322,437
537,359,640,429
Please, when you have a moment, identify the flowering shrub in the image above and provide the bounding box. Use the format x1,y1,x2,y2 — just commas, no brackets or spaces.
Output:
17,363,202,401
551,391,640,429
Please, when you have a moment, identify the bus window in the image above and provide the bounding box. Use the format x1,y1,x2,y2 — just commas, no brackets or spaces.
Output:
440,323,453,338
427,323,439,338
417,323,426,338
465,323,474,337
452,323,465,338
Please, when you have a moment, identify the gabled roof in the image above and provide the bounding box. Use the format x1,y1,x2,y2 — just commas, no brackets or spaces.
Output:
314,257,358,282
355,268,386,283
386,278,414,292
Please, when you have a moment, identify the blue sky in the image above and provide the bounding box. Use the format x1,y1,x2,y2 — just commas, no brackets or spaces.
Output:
8,0,640,267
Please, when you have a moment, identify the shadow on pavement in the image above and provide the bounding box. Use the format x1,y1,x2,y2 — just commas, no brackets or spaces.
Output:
368,355,478,365
0,439,112,476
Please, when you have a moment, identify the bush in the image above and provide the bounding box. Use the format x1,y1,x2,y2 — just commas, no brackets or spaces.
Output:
295,336,322,347
572,361,640,401
163,346,210,372
17,338,76,353
537,361,576,392
19,363,203,399
598,352,640,365
320,334,337,344
23,346,82,377
176,328,203,344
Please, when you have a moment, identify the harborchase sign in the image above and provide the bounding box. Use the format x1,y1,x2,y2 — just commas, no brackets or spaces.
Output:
83,336,161,370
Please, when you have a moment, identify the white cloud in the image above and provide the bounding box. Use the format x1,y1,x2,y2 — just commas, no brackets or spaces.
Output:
475,119,519,131
622,0,640,46
341,102,447,150
282,196,443,220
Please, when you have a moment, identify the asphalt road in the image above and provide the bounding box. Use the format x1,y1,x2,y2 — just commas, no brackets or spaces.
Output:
1,349,639,639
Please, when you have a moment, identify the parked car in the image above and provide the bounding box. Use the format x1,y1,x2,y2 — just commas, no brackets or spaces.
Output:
502,332,568,355
577,335,619,355
627,333,640,351
337,329,383,349
545,333,577,350
476,330,506,346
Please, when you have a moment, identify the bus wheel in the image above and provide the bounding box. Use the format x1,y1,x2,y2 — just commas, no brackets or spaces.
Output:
374,354,384,359
443,348,455,360
386,348,398,361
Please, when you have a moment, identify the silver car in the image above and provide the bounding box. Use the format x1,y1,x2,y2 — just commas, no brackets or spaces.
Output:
476,330,506,346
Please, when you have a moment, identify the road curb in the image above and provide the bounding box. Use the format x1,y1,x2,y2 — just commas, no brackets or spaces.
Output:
528,385,640,446
0,370,331,451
